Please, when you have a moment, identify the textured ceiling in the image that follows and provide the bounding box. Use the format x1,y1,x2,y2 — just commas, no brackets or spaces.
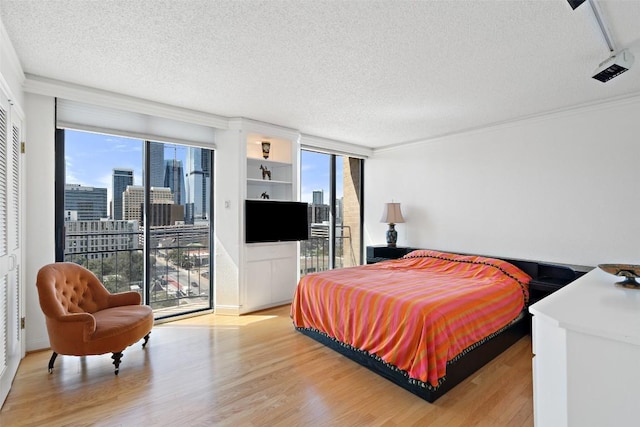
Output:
1,0,640,149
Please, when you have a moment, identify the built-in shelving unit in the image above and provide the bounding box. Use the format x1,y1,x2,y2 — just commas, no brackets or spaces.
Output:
241,130,299,314
246,135,293,201
246,158,292,200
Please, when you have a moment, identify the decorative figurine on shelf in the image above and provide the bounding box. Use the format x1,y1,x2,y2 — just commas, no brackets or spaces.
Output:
260,191,270,199
261,141,271,159
260,165,272,180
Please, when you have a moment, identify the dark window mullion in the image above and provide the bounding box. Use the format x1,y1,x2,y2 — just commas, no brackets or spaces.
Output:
329,154,336,269
54,127,65,262
144,140,151,306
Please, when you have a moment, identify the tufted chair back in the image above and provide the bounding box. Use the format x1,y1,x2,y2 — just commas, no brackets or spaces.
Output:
35,262,152,374
36,262,115,317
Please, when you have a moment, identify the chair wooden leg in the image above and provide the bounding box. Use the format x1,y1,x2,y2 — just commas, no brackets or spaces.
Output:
111,352,123,375
48,352,58,374
142,332,150,349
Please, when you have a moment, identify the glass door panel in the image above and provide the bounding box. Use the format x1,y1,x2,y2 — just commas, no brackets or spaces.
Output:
300,150,362,276
59,130,213,318
300,151,330,275
147,143,212,317
62,130,145,297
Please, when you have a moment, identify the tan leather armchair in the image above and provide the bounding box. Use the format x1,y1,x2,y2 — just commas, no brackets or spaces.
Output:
36,262,154,375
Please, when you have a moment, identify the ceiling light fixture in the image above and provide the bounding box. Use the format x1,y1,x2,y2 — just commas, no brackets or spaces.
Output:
591,49,634,82
567,0,634,82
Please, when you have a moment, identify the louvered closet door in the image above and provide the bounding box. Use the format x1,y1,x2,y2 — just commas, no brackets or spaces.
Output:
0,90,23,408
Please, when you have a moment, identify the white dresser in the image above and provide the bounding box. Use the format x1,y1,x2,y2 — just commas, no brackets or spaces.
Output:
529,268,640,427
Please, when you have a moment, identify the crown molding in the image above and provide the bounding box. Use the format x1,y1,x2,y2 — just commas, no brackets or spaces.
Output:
22,75,371,158
374,90,640,154
23,74,229,130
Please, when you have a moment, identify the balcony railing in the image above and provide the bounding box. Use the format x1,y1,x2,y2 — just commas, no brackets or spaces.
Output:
300,224,357,276
64,226,211,318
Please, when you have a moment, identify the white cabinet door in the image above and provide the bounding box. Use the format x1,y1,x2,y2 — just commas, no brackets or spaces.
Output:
244,242,298,313
0,90,24,408
271,252,297,304
245,259,273,312
531,314,568,427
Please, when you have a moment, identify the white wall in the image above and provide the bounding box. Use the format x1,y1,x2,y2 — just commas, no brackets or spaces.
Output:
212,128,242,314
365,97,640,267
24,93,56,351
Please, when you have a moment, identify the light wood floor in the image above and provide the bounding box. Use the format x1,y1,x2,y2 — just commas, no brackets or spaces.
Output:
0,305,533,426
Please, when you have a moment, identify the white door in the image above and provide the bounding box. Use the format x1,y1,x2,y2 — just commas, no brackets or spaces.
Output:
0,89,24,408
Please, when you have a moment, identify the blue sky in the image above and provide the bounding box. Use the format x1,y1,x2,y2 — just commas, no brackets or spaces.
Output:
300,150,343,204
65,130,144,189
64,129,341,205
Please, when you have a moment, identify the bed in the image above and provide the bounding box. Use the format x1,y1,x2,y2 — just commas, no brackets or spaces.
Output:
291,249,573,402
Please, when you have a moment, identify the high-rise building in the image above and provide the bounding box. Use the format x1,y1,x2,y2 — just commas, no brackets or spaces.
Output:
311,189,329,223
310,204,330,223
112,168,134,220
64,184,108,220
148,204,184,226
185,147,211,224
122,185,144,222
312,190,324,206
150,187,173,204
147,142,165,188
65,219,139,260
163,159,185,206
123,185,177,223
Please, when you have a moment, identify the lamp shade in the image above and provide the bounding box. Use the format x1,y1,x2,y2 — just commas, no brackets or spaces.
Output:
380,202,405,224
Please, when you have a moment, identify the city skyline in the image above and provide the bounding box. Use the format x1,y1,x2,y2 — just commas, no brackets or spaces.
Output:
65,129,342,209
65,130,188,210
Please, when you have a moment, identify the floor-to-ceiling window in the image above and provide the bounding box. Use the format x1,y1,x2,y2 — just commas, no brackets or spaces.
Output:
55,129,213,319
300,150,363,275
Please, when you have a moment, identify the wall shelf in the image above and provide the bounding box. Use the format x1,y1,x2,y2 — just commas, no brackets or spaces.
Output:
247,178,292,185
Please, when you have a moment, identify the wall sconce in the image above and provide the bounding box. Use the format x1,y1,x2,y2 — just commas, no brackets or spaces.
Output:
380,202,405,247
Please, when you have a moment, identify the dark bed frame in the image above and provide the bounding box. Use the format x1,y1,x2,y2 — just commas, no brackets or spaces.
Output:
295,253,588,403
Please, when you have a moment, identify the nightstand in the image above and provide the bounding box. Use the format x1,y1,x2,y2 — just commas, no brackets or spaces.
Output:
528,263,591,304
366,245,413,264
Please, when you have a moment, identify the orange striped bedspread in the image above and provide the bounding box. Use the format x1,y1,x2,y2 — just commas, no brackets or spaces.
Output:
291,250,530,389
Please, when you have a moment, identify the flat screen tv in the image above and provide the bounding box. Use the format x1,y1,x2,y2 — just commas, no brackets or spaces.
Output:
245,200,309,243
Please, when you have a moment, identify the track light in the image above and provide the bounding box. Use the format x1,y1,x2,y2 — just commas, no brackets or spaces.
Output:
567,0,634,82
592,49,634,82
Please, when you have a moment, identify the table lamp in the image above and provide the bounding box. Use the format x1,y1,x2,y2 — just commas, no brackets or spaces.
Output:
380,202,405,247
